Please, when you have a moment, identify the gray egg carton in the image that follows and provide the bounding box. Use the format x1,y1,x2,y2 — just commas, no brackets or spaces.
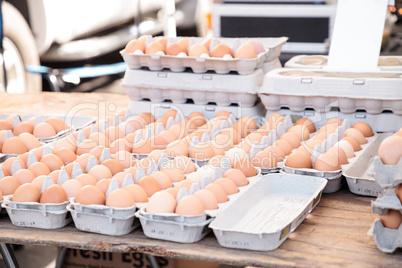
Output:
370,219,402,253
371,188,402,216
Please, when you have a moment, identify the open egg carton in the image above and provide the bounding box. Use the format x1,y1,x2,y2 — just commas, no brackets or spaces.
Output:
1,177,71,229
135,166,262,243
209,173,327,251
67,178,140,236
121,36,287,75
259,68,402,132
284,55,402,72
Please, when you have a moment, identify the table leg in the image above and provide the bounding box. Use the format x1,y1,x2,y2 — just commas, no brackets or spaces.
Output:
0,243,19,268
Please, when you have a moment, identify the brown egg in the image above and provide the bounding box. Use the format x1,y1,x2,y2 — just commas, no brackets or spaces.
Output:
271,140,293,156
267,113,285,128
252,150,278,169
165,139,189,157
0,166,10,177
232,160,257,177
188,43,209,57
49,170,71,183
137,176,161,197
75,174,97,186
164,187,179,199
41,154,64,172
166,43,186,56
295,118,316,133
106,189,135,208
223,169,248,187
235,43,257,59
2,137,28,154
171,156,196,174
395,184,402,203
213,178,238,195
378,136,402,165
325,118,343,126
31,175,54,191
380,209,402,229
341,136,362,151
314,153,341,171
95,179,111,194
193,189,218,210
0,119,12,130
89,132,110,147
75,153,98,171
344,128,367,144
175,195,204,216
327,146,349,165
112,172,128,187
88,165,113,181
40,184,68,204
352,122,374,137
190,142,215,160
45,117,69,133
298,139,322,156
112,150,136,169
34,146,55,160
160,165,185,182
132,139,154,154
204,183,228,203
12,183,41,202
0,176,20,195
265,146,286,162
280,132,301,149
125,184,148,202
13,169,36,184
177,38,189,51
76,185,105,205
28,162,51,176
60,179,83,198
55,148,77,165
175,180,194,191
156,37,168,48
88,146,106,159
53,137,76,153
288,125,310,141
145,41,164,54
147,150,164,163
102,159,124,176
125,39,146,53
317,124,338,137
33,122,56,138
211,43,233,58
0,189,2,201
202,38,215,50
150,171,172,190
247,40,265,54
75,139,97,156
63,163,82,177
13,122,34,136
2,157,26,172
146,191,176,214
285,151,312,169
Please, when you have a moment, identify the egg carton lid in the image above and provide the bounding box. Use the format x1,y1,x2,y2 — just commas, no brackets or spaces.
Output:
371,219,402,253
209,173,327,251
371,188,402,216
343,133,391,197
2,196,69,212
284,55,402,72
69,198,137,217
260,68,402,100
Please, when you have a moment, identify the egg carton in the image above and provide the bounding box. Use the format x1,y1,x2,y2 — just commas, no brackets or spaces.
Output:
0,142,55,164
259,68,402,119
369,219,402,253
122,68,265,108
69,198,137,217
372,157,402,189
121,36,287,75
1,196,71,229
343,133,392,197
209,173,327,251
371,188,402,216
284,55,402,72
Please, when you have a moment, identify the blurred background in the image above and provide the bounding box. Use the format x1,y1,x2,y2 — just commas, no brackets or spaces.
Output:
0,0,401,94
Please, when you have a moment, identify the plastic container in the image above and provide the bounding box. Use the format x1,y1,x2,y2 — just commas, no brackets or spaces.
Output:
122,68,264,107
285,55,402,72
1,196,71,229
209,173,327,251
121,36,287,75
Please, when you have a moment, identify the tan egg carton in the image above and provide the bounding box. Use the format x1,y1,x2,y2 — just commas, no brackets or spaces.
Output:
209,173,327,251
284,55,402,72
1,177,71,229
121,36,287,75
67,178,140,236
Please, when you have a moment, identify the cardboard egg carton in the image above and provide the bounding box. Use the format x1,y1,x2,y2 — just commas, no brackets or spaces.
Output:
121,36,287,75
284,55,402,72
369,219,402,254
209,173,327,251
371,188,402,216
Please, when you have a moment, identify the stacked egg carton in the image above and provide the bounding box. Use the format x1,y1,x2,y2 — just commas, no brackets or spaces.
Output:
259,57,402,132
368,132,402,253
120,36,287,119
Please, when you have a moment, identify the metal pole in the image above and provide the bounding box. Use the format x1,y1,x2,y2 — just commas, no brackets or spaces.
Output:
0,243,19,268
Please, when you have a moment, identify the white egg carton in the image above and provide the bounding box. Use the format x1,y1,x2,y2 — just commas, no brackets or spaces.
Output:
209,173,327,251
371,188,402,216
69,198,137,217
259,68,402,121
343,133,392,197
1,196,71,229
122,67,264,107
121,36,287,75
369,219,402,253
285,55,402,72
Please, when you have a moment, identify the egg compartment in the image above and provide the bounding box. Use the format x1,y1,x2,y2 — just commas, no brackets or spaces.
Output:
209,173,327,251
69,198,137,218
371,188,402,216
135,210,213,243
343,133,391,197
121,36,287,75
284,55,402,72
122,67,264,108
138,207,208,224
67,203,139,236
1,196,71,229
369,218,402,253
0,135,56,161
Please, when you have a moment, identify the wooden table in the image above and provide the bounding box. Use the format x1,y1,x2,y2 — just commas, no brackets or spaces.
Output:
0,93,401,267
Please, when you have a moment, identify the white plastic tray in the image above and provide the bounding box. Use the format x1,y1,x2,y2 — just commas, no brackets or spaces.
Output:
121,37,287,75
209,173,327,251
285,55,402,72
